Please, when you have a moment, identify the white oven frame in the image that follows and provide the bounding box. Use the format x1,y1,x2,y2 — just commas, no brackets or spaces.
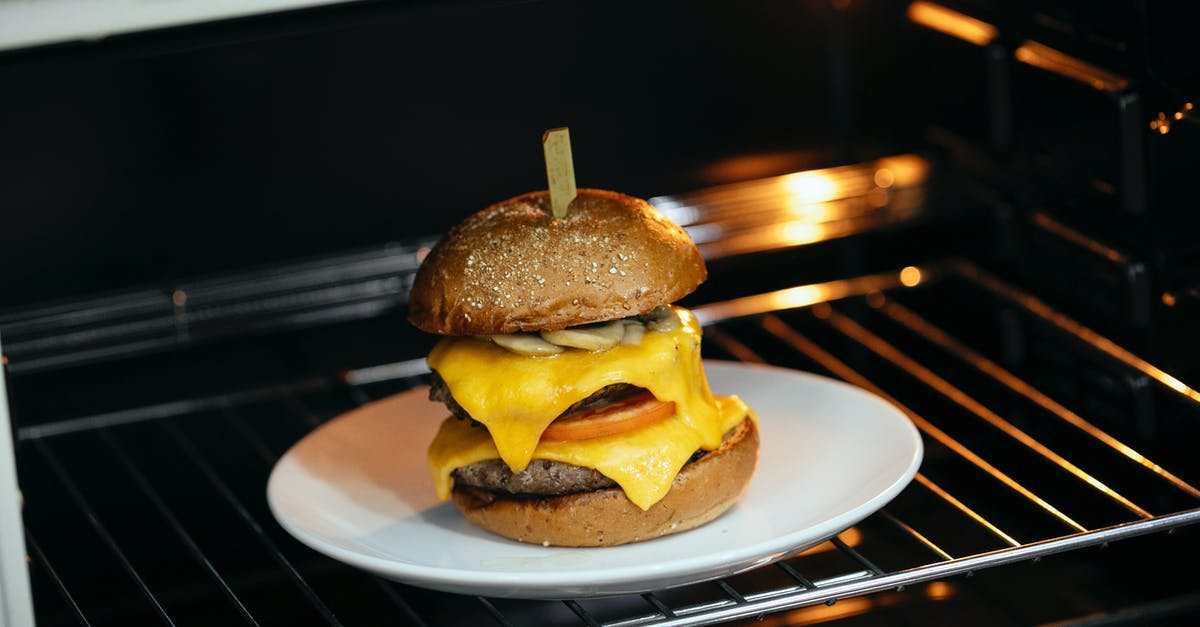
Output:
0,336,35,627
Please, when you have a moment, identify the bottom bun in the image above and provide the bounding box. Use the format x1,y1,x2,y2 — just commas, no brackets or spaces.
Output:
450,417,759,547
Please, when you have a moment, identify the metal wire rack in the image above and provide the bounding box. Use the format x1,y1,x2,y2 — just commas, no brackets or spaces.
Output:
15,258,1200,626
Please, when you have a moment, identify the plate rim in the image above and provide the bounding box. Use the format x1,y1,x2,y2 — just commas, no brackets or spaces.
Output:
267,360,923,598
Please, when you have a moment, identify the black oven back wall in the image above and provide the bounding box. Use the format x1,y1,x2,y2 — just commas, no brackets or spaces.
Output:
0,0,852,314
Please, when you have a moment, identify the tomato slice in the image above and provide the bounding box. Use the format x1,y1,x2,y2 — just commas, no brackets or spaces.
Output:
540,392,676,442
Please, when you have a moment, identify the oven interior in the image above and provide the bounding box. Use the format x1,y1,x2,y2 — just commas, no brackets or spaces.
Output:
2,1,1200,625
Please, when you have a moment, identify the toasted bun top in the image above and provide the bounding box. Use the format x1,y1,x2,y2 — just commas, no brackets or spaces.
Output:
408,189,707,335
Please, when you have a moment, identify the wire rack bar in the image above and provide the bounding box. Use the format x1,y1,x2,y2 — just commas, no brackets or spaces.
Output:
97,428,259,626
878,298,1200,501
18,261,1200,627
911,473,1021,546
953,260,1200,407
641,593,677,620
32,439,177,626
877,510,954,561
17,378,328,440
476,596,516,626
714,579,746,604
758,313,1086,533
564,599,603,626
160,421,344,627
634,508,1200,627
830,536,886,579
774,562,817,590
820,305,1153,520
223,406,430,624
25,530,92,627
709,322,1026,550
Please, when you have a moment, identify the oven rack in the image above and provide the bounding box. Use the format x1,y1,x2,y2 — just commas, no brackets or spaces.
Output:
14,258,1200,626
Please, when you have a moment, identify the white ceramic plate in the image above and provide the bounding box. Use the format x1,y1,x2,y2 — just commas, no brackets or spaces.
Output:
267,361,923,599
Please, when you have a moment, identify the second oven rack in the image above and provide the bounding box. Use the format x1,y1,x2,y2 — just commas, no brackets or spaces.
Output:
15,259,1200,626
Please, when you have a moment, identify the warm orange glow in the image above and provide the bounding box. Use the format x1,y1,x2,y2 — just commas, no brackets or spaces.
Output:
782,171,840,205
899,266,922,287
670,154,930,258
1032,212,1127,264
796,528,863,556
1016,40,1129,93
777,221,830,246
875,154,929,187
171,290,187,307
925,581,956,601
1,355,7,366
770,597,873,626
1162,292,1177,307
907,1,997,46
1150,115,1167,133
694,266,940,326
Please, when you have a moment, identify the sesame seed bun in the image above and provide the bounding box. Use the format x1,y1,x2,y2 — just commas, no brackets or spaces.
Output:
408,189,707,336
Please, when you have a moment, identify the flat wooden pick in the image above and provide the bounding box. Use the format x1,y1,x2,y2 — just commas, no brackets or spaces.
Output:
542,127,577,219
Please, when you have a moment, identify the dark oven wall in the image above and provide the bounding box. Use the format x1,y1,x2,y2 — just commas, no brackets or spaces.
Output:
0,0,889,313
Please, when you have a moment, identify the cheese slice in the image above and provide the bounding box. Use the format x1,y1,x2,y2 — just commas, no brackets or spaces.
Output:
426,306,724,473
428,396,752,510
425,306,755,510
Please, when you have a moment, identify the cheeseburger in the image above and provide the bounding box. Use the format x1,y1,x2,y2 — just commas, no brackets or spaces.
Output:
409,188,757,547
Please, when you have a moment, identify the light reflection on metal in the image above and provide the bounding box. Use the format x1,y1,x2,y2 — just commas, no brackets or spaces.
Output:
954,260,1200,407
758,314,1057,537
820,307,1152,521
878,510,954,561
912,473,1020,546
693,265,941,326
899,266,923,287
651,154,929,258
1032,212,1128,264
1015,40,1130,93
707,322,1019,550
783,171,840,205
907,1,998,47
757,597,873,626
880,299,1200,502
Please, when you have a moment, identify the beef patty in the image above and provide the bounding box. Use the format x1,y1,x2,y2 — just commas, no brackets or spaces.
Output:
429,371,648,495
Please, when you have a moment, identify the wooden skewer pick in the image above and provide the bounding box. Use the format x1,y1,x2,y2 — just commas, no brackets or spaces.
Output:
542,127,577,219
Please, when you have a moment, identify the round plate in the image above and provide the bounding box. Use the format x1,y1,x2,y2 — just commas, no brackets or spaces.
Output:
267,361,923,599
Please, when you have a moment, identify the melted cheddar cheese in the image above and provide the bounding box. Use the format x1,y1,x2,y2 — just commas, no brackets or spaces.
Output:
428,396,751,510
425,306,753,510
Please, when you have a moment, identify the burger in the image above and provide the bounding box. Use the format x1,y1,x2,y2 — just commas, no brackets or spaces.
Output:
408,188,757,547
